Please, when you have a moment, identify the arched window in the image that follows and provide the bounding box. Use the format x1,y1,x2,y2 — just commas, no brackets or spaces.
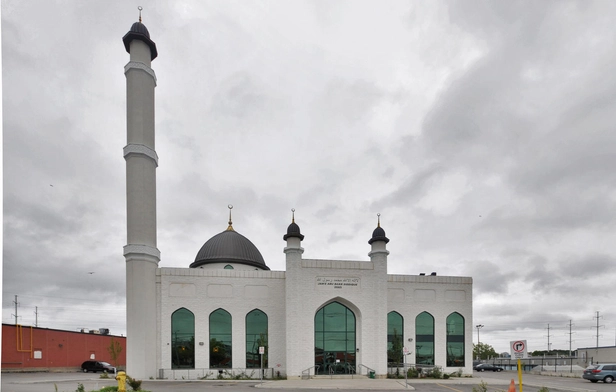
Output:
246,309,268,368
171,308,195,369
446,312,465,367
387,311,404,365
224,265,234,270
415,312,434,365
314,302,356,375
210,309,232,368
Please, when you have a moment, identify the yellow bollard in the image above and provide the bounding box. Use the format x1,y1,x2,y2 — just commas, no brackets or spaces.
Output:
115,371,127,392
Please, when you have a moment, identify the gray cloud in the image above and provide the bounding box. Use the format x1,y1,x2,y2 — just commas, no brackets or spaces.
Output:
3,0,616,353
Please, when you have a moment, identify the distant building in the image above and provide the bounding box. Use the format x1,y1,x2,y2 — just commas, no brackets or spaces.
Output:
1,324,126,372
121,17,474,380
577,346,616,366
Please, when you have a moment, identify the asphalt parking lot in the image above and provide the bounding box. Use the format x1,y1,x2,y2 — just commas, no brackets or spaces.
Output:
1,371,611,392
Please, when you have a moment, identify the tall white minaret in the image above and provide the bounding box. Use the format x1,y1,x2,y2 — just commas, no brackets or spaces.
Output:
122,10,159,379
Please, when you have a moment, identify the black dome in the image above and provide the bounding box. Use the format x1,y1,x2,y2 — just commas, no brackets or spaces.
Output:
283,222,304,241
122,22,158,60
190,229,269,270
368,226,389,244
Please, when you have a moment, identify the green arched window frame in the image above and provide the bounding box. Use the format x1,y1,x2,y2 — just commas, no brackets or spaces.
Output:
446,312,465,367
171,308,195,369
387,311,404,365
246,309,268,368
415,312,434,365
210,308,232,368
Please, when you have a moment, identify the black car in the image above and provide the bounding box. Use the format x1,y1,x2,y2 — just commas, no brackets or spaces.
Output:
474,363,504,372
81,360,115,373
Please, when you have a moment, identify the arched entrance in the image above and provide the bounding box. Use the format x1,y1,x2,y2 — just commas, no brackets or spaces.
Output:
314,301,356,374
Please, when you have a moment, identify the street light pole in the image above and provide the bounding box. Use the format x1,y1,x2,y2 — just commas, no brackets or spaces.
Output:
475,324,484,360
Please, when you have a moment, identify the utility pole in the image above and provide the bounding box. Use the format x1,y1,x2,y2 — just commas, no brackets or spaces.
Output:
546,324,553,355
11,295,20,325
593,311,603,348
567,320,575,357
34,306,39,327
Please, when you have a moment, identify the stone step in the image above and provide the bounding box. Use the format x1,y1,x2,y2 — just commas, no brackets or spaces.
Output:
311,374,368,379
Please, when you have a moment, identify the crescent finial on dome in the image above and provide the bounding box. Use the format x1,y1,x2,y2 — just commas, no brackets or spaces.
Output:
226,204,234,231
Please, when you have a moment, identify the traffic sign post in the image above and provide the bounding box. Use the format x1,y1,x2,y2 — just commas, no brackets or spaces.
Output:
403,347,410,389
510,340,527,392
259,346,265,383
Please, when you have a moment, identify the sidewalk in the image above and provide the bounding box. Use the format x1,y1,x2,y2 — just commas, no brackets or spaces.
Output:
256,377,510,390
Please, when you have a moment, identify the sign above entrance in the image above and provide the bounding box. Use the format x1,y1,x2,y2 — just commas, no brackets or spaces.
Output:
316,277,360,290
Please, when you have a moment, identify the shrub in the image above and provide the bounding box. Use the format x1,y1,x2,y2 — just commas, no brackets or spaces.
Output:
126,375,142,391
76,384,85,392
473,380,488,392
425,367,443,379
407,367,420,378
538,387,549,392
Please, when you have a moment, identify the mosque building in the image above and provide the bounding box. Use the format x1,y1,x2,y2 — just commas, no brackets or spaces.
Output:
121,17,473,380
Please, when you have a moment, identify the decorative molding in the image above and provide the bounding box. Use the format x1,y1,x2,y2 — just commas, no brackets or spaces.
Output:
124,61,157,85
368,249,390,258
123,144,159,166
123,244,161,259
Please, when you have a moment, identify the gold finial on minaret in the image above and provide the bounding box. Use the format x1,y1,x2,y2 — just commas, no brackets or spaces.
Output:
291,208,296,223
226,204,234,231
377,213,381,228
138,6,143,22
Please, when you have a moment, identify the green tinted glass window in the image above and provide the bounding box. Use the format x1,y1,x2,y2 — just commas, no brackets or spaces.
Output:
171,308,195,369
415,312,434,365
246,309,268,368
387,311,404,365
446,312,465,367
210,309,232,368
314,302,356,375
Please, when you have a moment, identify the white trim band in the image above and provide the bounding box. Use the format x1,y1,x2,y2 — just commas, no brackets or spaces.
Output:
124,144,159,166
124,244,161,259
124,61,157,85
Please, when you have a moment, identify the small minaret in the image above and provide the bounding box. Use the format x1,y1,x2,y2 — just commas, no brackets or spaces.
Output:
368,213,389,268
283,209,304,261
122,8,159,379
368,213,389,376
283,209,304,377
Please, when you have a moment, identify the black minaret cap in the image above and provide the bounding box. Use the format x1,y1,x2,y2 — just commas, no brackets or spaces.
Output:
368,213,389,244
283,209,304,241
122,10,158,60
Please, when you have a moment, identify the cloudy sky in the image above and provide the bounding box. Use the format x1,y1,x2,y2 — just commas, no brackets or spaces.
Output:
3,1,616,354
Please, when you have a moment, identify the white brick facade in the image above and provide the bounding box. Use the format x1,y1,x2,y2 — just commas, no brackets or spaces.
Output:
154,235,473,379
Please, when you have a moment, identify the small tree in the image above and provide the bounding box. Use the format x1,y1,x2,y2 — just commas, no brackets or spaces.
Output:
387,328,404,376
473,342,497,360
107,338,123,368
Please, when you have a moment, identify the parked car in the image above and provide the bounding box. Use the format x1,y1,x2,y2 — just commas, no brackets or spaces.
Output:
583,364,616,383
81,360,115,373
474,363,504,372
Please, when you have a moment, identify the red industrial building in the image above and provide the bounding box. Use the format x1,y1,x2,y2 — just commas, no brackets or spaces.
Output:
1,324,126,372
